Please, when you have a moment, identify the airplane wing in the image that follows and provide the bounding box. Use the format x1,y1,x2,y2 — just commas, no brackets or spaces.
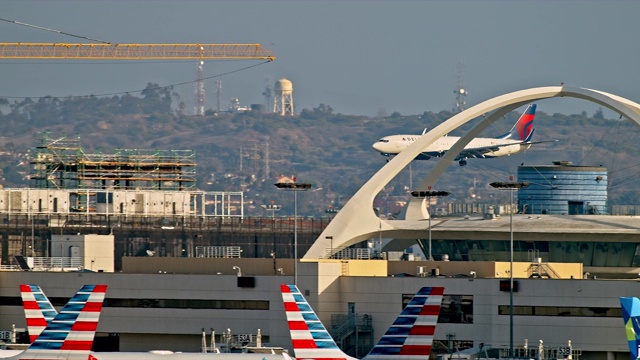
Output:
528,139,558,145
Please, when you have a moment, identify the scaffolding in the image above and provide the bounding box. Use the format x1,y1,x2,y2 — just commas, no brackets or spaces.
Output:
30,133,196,191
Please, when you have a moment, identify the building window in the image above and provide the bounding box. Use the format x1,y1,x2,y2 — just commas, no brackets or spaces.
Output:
498,305,621,318
403,294,473,324
0,296,269,311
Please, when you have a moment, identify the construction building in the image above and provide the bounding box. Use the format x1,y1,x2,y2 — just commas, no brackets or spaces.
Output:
30,133,196,191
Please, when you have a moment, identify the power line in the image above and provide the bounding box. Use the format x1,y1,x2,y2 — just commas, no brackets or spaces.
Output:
0,17,112,44
0,60,272,99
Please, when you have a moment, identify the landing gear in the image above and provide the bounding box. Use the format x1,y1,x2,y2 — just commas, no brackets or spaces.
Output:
458,159,467,166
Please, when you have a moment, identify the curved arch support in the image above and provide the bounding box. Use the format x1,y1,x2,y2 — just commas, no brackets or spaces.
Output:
304,86,640,259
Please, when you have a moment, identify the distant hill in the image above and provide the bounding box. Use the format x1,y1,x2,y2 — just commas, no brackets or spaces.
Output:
1,89,639,216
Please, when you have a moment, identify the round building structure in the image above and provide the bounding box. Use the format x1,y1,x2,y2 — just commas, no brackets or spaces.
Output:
518,161,607,215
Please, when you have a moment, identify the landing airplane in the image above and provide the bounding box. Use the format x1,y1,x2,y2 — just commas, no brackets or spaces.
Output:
5,284,107,360
373,104,539,166
620,297,640,360
16,284,292,360
281,284,444,360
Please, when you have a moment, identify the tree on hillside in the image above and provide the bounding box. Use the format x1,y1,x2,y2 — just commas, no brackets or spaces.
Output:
300,104,334,120
141,83,173,115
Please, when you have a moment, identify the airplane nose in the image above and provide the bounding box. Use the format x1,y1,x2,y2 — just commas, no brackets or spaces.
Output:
372,142,383,151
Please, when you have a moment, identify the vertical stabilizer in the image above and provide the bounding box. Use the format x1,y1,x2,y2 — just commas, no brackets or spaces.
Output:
20,284,58,342
281,284,356,360
21,284,107,360
363,287,444,360
498,104,537,141
621,297,640,360
281,284,445,360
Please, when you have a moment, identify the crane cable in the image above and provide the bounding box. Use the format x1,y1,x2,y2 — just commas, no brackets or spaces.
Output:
0,17,112,44
0,60,273,99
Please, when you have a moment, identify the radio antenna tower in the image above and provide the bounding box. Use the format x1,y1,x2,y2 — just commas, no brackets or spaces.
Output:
264,136,270,180
194,60,205,116
262,79,273,112
215,80,222,112
453,60,467,113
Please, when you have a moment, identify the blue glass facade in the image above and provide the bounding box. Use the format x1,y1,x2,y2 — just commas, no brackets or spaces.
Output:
424,239,640,267
517,163,607,215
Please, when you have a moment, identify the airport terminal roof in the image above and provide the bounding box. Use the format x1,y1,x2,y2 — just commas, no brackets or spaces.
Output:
384,214,640,246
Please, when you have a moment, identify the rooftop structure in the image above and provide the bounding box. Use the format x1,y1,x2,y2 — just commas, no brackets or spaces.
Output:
518,161,608,215
30,133,196,191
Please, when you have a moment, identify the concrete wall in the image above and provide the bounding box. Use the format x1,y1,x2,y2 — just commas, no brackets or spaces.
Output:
122,257,295,277
0,271,294,353
0,259,629,358
387,260,583,279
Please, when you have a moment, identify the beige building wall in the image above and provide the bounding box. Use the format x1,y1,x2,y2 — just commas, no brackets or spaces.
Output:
84,234,115,272
51,234,114,272
388,260,582,279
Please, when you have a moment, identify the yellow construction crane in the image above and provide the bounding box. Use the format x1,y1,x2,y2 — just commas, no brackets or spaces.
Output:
0,43,275,61
0,42,275,115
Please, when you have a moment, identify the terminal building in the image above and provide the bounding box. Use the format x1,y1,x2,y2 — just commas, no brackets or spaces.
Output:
1,212,639,360
0,135,637,359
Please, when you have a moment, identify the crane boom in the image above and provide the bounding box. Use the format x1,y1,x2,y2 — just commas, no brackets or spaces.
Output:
0,43,275,61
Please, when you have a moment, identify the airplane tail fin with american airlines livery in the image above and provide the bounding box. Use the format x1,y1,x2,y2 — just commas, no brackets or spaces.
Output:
17,284,107,360
20,284,58,343
497,103,536,142
620,297,640,360
281,284,444,360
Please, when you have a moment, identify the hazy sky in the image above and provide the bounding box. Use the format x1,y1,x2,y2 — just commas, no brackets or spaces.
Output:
2,0,639,117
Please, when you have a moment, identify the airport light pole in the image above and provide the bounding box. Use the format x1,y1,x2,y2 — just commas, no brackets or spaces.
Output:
275,181,312,286
489,180,529,358
260,203,281,218
410,189,450,261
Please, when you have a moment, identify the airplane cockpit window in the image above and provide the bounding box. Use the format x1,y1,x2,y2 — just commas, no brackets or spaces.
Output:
378,139,389,143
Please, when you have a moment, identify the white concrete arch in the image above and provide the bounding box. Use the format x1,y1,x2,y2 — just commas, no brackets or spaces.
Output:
304,86,640,259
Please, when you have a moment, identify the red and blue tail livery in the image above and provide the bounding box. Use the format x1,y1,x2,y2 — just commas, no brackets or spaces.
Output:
281,284,351,360
281,284,444,360
620,297,640,360
500,104,536,142
17,284,107,360
20,284,58,343
365,286,444,360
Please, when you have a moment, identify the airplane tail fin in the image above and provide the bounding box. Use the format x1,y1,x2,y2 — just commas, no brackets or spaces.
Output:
281,284,444,360
620,297,640,360
363,287,444,360
20,284,58,342
281,284,358,360
21,284,107,359
498,104,536,141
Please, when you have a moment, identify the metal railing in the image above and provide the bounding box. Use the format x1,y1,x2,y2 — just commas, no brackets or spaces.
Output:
32,257,82,270
195,246,242,258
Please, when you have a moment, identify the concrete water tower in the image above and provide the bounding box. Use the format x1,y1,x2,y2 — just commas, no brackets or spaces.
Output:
273,78,294,116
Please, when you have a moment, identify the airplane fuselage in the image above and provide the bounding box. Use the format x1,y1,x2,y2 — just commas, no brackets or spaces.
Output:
372,134,531,160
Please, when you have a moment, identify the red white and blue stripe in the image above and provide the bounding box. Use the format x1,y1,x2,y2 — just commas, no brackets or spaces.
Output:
281,284,444,360
365,286,444,360
281,284,355,360
24,284,107,359
20,284,58,343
